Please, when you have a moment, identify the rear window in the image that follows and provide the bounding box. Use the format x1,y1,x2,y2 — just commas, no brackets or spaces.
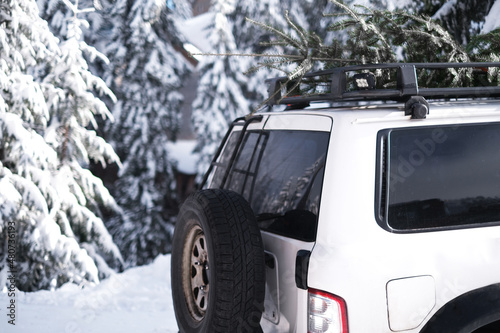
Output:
212,130,329,241
377,123,500,231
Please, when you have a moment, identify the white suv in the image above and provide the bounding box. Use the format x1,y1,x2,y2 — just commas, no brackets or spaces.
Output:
171,63,500,333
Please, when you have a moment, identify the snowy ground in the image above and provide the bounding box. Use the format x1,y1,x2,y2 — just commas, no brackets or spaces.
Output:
0,255,178,333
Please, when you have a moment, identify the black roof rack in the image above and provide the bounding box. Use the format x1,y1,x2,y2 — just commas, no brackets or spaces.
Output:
266,62,500,106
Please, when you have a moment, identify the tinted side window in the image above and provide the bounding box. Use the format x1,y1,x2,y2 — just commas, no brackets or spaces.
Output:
220,130,329,241
379,123,500,231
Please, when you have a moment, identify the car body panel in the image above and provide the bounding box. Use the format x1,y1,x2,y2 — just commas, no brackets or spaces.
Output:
208,100,500,332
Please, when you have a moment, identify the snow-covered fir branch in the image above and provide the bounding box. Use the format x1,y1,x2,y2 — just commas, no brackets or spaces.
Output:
80,0,190,267
0,0,122,291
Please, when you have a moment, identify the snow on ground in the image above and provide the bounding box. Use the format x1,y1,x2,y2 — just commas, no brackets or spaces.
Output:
166,140,199,175
0,255,178,333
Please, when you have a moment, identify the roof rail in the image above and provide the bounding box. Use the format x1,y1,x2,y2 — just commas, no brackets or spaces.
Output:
266,62,500,106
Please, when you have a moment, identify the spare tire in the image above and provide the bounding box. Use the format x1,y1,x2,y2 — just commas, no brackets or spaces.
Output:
171,189,265,333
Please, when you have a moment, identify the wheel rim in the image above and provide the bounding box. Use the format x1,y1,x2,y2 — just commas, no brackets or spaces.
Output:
182,224,210,321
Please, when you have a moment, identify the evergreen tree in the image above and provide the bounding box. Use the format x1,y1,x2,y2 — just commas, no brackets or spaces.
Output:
429,0,500,62
425,0,496,45
192,0,249,177
287,0,332,36
170,0,193,19
0,0,122,291
480,0,500,35
229,0,331,108
231,0,288,53
37,0,76,37
228,0,282,110
88,0,190,266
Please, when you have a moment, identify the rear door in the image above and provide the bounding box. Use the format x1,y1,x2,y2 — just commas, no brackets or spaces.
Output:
209,114,332,331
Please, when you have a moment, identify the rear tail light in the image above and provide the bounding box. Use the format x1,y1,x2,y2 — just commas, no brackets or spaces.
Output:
308,288,348,333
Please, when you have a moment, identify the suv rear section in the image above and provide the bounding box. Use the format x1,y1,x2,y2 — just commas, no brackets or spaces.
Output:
208,113,332,331
172,63,500,332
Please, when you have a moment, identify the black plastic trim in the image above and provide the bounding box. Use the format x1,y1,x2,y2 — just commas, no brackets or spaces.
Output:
199,117,245,189
420,284,500,333
200,116,263,189
295,250,311,290
219,116,264,189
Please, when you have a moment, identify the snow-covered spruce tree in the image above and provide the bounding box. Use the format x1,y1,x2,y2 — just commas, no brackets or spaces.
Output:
469,28,500,62
170,0,193,19
192,0,249,177
287,0,332,37
87,0,190,266
37,0,77,38
427,0,496,46
388,0,498,51
0,0,122,291
229,0,333,110
461,0,500,66
228,0,290,108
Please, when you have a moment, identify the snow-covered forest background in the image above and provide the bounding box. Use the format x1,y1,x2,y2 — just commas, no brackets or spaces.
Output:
1,0,500,292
